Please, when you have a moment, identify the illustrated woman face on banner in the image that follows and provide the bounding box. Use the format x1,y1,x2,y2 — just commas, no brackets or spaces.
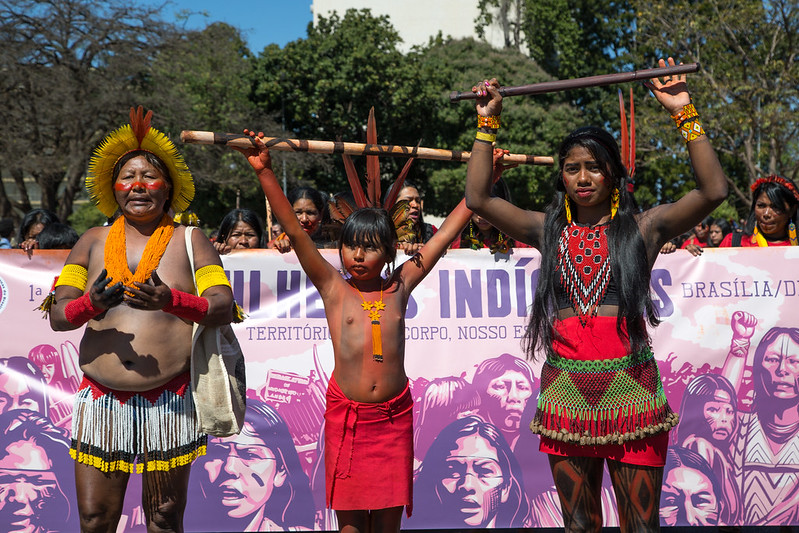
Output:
0,410,74,533
412,416,530,529
660,447,721,527
756,330,799,402
472,355,535,443
194,402,314,531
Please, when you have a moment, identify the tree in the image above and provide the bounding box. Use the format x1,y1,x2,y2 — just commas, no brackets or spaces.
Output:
634,0,799,213
475,0,526,51
146,22,277,229
0,0,173,223
249,9,444,197
418,38,583,214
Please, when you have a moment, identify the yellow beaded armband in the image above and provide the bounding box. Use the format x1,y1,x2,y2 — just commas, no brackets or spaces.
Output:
476,131,497,143
55,264,88,291
477,115,501,129
195,265,231,296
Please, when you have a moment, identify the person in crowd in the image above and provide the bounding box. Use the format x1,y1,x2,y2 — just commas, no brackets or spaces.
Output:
413,376,480,467
268,187,327,252
681,217,712,248
719,174,798,247
234,128,476,533
677,374,740,524
0,218,13,249
0,409,77,533
187,401,314,532
411,416,532,528
464,57,728,531
455,177,527,253
35,222,80,250
707,218,732,247
382,181,438,255
46,107,234,532
659,446,722,527
214,208,265,255
472,353,535,451
17,208,59,254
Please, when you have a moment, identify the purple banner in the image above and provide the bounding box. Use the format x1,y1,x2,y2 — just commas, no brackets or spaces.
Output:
0,246,797,530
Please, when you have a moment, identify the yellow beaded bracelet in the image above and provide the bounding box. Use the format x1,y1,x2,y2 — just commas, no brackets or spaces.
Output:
477,115,501,129
475,131,497,143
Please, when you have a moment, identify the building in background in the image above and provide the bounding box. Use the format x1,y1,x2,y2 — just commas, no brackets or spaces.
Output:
311,0,524,53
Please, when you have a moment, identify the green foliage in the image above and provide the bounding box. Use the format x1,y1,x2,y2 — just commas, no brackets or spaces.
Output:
634,0,799,218
250,9,444,197
419,38,582,213
67,203,108,236
146,22,272,228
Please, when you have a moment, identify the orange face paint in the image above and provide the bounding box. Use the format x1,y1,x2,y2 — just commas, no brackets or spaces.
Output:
114,180,168,191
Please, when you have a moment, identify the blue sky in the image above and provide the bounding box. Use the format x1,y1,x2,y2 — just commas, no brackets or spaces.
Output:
151,0,313,52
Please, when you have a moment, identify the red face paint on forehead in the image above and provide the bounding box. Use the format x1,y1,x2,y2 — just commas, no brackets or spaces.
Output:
114,180,168,191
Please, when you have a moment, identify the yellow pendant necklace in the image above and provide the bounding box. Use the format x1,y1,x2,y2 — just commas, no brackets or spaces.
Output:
352,281,386,363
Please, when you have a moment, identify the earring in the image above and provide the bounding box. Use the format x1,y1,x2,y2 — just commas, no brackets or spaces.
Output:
610,188,620,219
789,220,797,246
564,195,573,224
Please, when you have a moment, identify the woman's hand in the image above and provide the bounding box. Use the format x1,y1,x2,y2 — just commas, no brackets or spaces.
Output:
684,243,704,257
89,269,124,310
271,235,293,253
125,271,173,310
19,237,38,257
213,239,232,255
643,57,692,115
472,78,503,117
232,129,273,174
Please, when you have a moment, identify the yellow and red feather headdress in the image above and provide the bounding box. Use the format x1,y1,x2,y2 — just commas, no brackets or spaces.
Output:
86,106,194,218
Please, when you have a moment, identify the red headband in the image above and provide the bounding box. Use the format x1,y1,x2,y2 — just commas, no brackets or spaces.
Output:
751,175,799,202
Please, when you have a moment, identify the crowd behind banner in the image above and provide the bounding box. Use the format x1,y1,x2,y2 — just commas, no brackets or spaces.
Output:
1,246,797,530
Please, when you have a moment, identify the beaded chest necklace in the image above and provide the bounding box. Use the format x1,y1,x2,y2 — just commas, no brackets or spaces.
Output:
557,223,611,325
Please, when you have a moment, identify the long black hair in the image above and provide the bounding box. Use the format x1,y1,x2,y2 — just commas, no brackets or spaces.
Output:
524,126,659,360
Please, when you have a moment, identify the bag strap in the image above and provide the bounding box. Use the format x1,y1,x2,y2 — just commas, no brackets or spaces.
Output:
732,231,743,247
184,226,199,293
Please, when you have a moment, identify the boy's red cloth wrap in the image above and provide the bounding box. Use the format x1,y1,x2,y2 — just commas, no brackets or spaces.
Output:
325,375,413,516
162,288,208,323
64,293,104,326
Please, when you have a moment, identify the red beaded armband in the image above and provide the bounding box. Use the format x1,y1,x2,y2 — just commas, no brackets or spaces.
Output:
162,288,209,323
64,293,104,326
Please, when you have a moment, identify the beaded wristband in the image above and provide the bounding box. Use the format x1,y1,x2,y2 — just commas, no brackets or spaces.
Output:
64,293,104,326
670,103,699,127
162,288,209,323
475,131,497,143
478,115,501,129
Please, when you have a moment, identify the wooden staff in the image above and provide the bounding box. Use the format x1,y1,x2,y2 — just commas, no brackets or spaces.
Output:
180,131,554,166
449,63,700,102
